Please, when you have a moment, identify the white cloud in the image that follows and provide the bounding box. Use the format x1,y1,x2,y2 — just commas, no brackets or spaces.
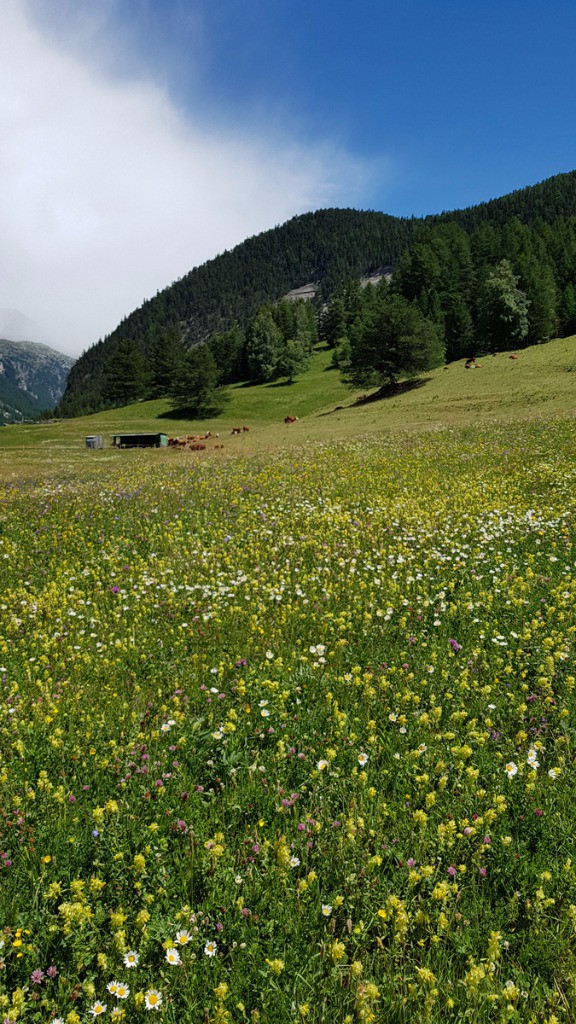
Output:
0,0,374,357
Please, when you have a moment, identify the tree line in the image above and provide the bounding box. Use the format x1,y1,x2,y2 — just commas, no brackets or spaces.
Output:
56,170,576,417
319,213,576,389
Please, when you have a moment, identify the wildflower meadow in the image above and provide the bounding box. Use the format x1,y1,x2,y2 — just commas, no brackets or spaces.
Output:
2,418,576,1024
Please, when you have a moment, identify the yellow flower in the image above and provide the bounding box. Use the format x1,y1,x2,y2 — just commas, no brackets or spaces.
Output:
265,958,285,975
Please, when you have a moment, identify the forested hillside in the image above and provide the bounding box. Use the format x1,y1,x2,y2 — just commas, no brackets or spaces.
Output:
57,170,576,416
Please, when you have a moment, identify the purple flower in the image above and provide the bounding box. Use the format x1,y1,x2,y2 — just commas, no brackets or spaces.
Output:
447,865,457,877
30,969,44,984
449,638,461,652
47,966,58,979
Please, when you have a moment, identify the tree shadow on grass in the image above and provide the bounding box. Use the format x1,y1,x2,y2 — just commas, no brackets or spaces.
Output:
157,404,223,421
317,377,431,416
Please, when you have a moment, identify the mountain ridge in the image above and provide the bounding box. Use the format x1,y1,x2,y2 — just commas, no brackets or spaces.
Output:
57,169,576,417
0,338,74,422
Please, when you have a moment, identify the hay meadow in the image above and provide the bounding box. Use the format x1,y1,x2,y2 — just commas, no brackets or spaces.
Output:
2,340,576,1023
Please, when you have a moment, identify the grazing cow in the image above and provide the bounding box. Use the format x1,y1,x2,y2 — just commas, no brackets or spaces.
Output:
509,353,519,359
188,443,206,451
242,426,250,433
284,415,297,424
231,427,242,435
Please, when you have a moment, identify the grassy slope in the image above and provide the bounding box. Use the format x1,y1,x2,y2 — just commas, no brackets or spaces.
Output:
1,336,576,475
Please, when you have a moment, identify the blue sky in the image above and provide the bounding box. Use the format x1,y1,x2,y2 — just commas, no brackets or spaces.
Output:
2,0,576,354
58,0,576,217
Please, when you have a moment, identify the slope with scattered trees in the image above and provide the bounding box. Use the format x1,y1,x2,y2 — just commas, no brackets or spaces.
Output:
57,170,576,416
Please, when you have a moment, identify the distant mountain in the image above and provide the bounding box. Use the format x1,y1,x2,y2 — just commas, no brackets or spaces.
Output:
0,308,54,346
57,169,576,417
0,339,75,422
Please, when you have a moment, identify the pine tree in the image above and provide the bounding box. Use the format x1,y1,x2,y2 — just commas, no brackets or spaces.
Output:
149,327,186,397
246,309,283,381
348,293,444,388
276,337,309,383
104,338,147,407
478,260,530,353
170,345,221,416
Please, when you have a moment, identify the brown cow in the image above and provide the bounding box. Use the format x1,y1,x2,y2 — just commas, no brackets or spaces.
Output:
231,427,242,435
284,415,297,424
242,426,250,433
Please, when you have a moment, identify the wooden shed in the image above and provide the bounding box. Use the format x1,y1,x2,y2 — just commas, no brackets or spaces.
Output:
111,433,168,448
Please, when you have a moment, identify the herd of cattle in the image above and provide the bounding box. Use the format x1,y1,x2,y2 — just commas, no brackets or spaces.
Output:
166,416,299,450
167,354,521,450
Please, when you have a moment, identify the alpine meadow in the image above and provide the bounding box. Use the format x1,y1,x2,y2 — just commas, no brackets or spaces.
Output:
4,172,576,1024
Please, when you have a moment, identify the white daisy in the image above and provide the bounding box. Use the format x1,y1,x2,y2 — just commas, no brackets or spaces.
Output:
144,989,163,1011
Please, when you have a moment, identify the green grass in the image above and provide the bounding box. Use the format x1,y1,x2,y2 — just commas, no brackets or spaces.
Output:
2,343,576,1020
2,336,576,475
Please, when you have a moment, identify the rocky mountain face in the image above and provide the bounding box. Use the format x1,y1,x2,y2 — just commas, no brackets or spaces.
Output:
0,339,75,422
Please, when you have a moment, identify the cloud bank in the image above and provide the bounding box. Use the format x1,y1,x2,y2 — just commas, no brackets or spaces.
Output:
0,0,372,356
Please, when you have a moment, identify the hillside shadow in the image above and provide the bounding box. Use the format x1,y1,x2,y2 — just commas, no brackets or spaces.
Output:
317,377,431,417
157,404,223,421
354,378,431,404
264,379,295,388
